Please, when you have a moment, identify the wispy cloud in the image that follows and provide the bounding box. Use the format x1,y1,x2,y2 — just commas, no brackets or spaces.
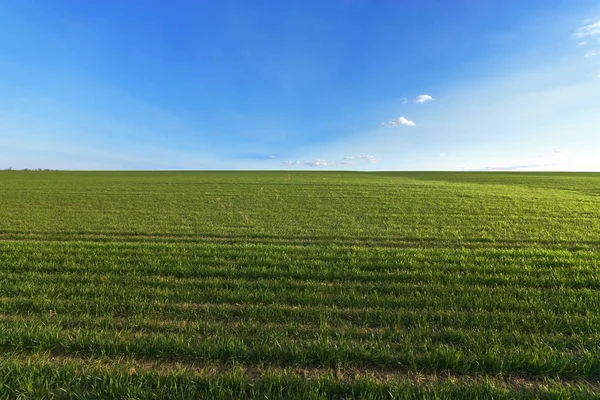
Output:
358,155,378,163
415,94,433,103
481,150,571,171
574,18,600,39
573,20,600,59
481,163,557,171
304,159,333,167
267,155,276,159
283,155,377,168
382,116,416,127
398,94,434,106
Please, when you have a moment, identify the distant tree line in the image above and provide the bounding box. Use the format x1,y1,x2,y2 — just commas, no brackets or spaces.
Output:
3,167,59,171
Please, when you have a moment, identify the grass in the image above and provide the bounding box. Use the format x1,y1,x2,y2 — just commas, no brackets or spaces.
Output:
1,171,600,398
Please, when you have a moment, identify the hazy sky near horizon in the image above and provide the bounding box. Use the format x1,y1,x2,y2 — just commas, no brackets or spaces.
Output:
1,0,599,171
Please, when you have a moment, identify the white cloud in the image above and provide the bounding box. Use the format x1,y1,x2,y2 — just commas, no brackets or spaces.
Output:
342,156,354,160
579,41,588,46
398,117,416,126
553,149,569,154
584,49,600,58
382,116,416,127
397,94,433,107
304,159,333,167
439,152,447,157
267,155,275,159
575,18,600,39
358,155,378,163
415,94,433,103
282,160,300,165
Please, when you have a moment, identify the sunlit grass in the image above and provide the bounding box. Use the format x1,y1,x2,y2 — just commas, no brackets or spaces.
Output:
1,171,599,398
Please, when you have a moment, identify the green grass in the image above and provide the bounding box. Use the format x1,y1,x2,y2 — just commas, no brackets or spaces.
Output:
1,171,600,398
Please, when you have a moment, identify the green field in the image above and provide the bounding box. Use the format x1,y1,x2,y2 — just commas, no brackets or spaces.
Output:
1,171,600,399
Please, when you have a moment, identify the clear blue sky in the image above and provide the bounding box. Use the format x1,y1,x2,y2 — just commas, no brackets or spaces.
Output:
1,0,599,171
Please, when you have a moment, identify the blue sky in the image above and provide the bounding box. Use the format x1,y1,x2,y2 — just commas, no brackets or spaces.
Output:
1,0,599,171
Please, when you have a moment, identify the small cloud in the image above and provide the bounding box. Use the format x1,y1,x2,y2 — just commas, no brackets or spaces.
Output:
439,152,447,157
382,116,416,127
402,97,409,105
585,49,600,57
579,41,588,46
339,161,354,165
343,156,354,160
267,155,275,159
574,18,600,39
304,159,333,167
359,155,378,163
553,149,569,155
398,117,416,126
282,160,300,165
415,94,433,104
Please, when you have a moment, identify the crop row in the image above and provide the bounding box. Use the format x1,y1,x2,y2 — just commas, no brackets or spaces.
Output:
3,297,599,333
2,356,598,399
1,321,599,379
3,274,599,312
